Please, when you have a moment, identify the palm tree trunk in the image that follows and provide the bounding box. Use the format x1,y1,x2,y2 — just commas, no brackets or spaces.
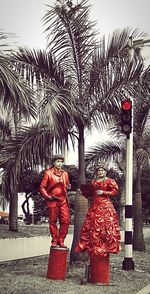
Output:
133,164,145,251
70,189,88,263
70,125,88,263
9,108,19,232
78,126,86,186
9,187,18,232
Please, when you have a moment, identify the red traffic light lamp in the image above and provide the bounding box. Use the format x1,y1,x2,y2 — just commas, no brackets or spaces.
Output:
122,100,132,110
121,100,132,136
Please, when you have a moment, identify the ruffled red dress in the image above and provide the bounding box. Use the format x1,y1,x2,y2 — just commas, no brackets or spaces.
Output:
75,178,121,257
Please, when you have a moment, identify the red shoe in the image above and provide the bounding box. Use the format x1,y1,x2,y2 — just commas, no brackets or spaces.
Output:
58,241,67,248
51,241,58,247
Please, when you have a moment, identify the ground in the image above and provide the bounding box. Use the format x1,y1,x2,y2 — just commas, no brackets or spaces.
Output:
0,224,150,294
0,223,50,239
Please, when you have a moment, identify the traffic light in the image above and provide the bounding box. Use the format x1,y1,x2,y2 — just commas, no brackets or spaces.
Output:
121,99,132,136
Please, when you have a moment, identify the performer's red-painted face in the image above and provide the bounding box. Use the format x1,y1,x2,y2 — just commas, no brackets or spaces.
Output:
97,168,107,178
54,159,63,170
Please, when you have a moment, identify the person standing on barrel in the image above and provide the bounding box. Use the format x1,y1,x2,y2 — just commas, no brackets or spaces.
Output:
75,162,121,256
40,155,71,248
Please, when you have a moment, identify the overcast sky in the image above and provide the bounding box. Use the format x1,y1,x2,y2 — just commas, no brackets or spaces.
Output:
0,0,150,164
0,0,150,49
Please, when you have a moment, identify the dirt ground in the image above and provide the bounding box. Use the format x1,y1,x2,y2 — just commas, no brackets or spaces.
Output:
0,224,150,294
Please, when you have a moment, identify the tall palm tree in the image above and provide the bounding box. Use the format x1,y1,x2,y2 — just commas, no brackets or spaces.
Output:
132,87,150,250
41,0,150,261
1,33,76,231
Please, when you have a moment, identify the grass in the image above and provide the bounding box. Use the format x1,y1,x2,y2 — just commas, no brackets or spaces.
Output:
0,224,150,294
0,223,73,239
0,223,50,239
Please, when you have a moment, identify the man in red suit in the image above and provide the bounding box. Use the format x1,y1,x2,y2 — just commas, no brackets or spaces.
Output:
40,155,71,248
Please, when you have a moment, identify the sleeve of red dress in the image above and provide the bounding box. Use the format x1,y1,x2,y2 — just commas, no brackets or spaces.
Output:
40,172,49,199
102,179,119,196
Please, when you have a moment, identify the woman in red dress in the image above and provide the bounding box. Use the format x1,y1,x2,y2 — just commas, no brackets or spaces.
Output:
75,163,121,257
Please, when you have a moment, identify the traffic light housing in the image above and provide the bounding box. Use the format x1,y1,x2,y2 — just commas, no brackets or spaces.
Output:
121,100,132,136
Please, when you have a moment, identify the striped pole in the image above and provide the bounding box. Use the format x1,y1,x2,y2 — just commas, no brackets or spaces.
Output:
122,37,134,270
122,96,134,270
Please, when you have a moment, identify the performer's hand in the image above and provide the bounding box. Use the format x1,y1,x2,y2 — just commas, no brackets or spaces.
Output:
67,184,71,190
47,195,56,201
97,190,103,195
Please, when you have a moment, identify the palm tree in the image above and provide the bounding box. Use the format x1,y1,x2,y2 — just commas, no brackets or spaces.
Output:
39,0,150,261
0,32,37,231
1,32,75,232
132,89,150,250
0,122,73,229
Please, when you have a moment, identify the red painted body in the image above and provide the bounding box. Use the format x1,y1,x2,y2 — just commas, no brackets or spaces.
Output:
75,178,121,257
40,167,70,245
75,177,121,284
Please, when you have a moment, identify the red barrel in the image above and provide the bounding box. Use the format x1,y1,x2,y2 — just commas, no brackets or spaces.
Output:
47,247,69,280
90,253,109,284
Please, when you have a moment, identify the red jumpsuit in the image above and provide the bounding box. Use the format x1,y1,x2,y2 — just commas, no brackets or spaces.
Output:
75,178,121,256
40,167,70,245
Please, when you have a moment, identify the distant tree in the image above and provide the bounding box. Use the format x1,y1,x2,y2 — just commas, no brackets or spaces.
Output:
19,169,43,224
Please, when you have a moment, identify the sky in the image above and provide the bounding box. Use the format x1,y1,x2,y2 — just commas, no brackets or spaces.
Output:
1,0,150,49
0,0,150,164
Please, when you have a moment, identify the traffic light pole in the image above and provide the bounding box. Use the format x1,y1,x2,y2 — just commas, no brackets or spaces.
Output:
122,125,134,270
122,35,150,270
122,36,134,270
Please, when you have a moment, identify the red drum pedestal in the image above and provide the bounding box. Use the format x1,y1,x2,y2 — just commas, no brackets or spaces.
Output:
47,247,69,280
90,253,109,284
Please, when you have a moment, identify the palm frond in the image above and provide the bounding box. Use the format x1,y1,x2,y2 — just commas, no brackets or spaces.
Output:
0,122,73,199
88,32,146,133
0,117,12,139
134,148,150,167
0,31,17,52
0,123,70,167
85,141,125,168
43,0,98,88
38,78,75,134
0,54,36,120
106,27,147,59
12,48,65,87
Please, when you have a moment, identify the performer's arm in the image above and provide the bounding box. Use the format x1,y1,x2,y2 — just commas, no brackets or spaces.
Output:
65,172,71,189
97,179,119,197
40,172,49,199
